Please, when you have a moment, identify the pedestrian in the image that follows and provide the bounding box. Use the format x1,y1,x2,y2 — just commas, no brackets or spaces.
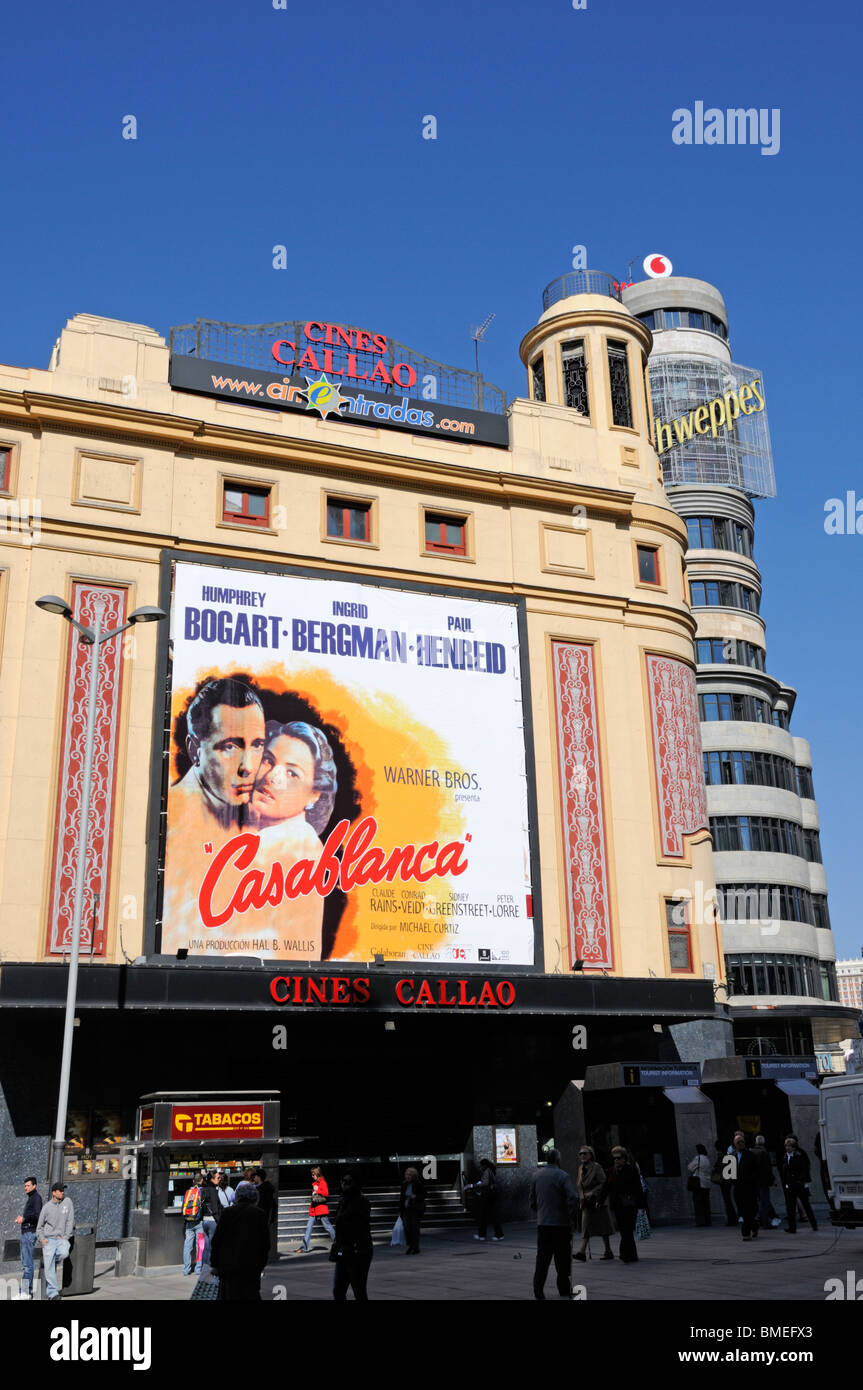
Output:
330,1171,373,1301
14,1176,43,1298
399,1166,426,1255
181,1170,207,1275
200,1169,224,1266
215,1169,235,1206
606,1146,644,1264
35,1182,74,1301
296,1166,336,1252
574,1144,613,1261
530,1148,579,1298
473,1158,504,1241
778,1137,818,1233
687,1144,712,1227
715,1139,737,1226
731,1134,760,1240
752,1136,778,1229
251,1167,278,1255
813,1131,833,1209
210,1180,270,1300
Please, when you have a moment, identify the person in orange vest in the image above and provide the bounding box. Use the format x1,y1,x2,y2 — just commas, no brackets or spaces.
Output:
182,1170,207,1275
296,1167,336,1252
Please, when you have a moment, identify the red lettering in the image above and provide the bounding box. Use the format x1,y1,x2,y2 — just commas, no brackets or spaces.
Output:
345,352,368,380
271,338,295,368
304,321,325,342
199,834,260,928
476,981,498,1008
198,819,466,918
355,330,373,351
372,334,387,354
352,846,386,887
335,327,354,350
395,979,415,1006
321,348,344,376
369,360,392,386
306,978,327,1004
436,842,469,877
341,818,379,890
415,980,435,1007
438,979,458,1006
496,980,516,1007
412,844,439,883
332,977,350,1004
457,980,477,1007
392,362,417,389
352,977,371,1004
270,976,291,1003
309,819,349,895
297,346,321,372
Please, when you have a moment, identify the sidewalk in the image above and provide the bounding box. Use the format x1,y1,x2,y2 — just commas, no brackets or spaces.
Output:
51,1219,863,1301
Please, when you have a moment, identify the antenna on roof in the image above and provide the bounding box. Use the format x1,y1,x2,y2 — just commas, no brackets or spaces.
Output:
470,313,496,377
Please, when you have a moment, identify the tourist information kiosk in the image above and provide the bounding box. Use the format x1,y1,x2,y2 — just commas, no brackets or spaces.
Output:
132,1091,281,1266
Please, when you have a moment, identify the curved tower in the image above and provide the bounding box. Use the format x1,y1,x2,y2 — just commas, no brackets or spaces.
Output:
623,276,853,1058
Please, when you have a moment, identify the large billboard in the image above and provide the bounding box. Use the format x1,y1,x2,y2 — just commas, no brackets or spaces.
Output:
157,560,536,965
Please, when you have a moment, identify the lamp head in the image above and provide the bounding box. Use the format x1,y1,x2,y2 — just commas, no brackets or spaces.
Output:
129,606,167,624
35,595,73,619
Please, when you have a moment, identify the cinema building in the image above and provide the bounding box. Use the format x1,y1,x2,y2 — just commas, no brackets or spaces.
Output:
622,276,856,1072
0,275,834,1262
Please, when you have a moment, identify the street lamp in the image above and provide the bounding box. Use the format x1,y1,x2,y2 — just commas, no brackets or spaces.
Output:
36,594,166,1183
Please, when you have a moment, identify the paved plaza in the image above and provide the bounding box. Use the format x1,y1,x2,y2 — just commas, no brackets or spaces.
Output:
44,1215,863,1303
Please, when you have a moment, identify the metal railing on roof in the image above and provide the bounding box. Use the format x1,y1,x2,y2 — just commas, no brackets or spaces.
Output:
542,270,623,311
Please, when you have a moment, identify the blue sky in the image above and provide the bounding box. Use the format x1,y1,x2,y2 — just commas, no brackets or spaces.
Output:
2,0,861,958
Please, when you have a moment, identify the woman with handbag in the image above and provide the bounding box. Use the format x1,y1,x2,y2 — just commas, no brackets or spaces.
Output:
399,1166,426,1255
607,1147,645,1263
574,1145,613,1261
330,1171,374,1301
296,1166,336,1253
687,1144,712,1226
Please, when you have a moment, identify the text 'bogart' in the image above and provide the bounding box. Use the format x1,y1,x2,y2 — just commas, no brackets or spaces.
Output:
50,1322,151,1371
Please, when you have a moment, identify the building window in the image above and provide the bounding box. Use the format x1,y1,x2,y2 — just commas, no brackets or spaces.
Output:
638,311,656,332
636,545,660,585
666,901,692,971
689,580,759,612
424,512,467,556
725,952,837,1002
327,498,372,543
607,340,633,428
222,482,271,527
531,355,546,402
562,340,589,417
0,447,11,492
684,515,753,556
795,766,814,799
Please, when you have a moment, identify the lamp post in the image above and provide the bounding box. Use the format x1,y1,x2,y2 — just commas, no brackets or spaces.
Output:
36,594,166,1184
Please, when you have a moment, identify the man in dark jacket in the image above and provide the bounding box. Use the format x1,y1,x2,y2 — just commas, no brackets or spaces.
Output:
778,1138,818,1233
210,1181,270,1300
200,1170,224,1267
14,1177,43,1298
332,1171,374,1301
530,1149,579,1299
251,1168,279,1258
731,1135,761,1240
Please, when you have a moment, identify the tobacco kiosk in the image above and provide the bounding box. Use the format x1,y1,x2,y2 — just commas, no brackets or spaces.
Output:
131,1091,281,1267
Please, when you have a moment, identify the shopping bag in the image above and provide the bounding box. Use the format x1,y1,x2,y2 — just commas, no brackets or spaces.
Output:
190,1272,220,1301
390,1216,406,1247
196,1230,207,1265
635,1209,651,1241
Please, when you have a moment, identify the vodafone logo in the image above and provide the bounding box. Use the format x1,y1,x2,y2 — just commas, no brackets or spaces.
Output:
643,253,673,278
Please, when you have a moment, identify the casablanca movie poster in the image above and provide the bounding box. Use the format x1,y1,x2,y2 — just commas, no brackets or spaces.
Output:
159,561,535,965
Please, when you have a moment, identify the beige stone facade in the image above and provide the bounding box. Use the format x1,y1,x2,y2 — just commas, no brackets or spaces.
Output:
0,295,722,980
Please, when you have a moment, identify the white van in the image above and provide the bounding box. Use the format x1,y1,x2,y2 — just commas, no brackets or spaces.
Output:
820,1072,863,1228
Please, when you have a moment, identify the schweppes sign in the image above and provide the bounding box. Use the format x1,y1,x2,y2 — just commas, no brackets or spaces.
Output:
169,1104,265,1140
654,376,765,454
